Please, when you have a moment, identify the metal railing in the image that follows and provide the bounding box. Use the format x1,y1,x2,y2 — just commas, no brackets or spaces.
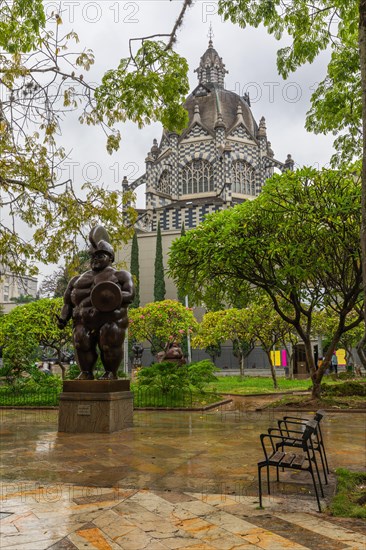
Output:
0,387,61,407
0,385,194,409
133,388,193,408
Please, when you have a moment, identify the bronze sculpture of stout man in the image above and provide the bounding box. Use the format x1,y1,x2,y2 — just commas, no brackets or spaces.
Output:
57,226,135,380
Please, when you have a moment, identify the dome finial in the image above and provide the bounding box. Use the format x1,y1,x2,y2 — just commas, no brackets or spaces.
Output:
208,22,214,47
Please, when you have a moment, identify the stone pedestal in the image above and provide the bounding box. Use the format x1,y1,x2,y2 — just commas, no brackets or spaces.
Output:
58,380,133,433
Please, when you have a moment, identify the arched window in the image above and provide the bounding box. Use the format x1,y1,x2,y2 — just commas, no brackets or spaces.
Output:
231,160,255,195
156,170,171,195
181,160,213,195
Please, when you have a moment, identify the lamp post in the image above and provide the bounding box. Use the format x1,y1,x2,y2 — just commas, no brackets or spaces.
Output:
124,328,129,376
185,295,192,364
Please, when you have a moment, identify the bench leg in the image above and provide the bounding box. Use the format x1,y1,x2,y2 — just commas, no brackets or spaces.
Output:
322,441,330,475
309,466,322,513
318,445,328,485
258,464,263,508
266,464,271,494
312,453,325,498
317,425,330,475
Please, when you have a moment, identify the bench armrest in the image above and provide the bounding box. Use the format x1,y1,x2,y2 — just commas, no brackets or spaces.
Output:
260,432,304,459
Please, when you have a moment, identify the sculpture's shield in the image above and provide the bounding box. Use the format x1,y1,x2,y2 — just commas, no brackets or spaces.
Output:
91,281,122,312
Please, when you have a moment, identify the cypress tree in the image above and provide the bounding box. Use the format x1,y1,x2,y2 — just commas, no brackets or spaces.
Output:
177,223,186,305
154,221,166,301
177,223,189,359
130,231,140,308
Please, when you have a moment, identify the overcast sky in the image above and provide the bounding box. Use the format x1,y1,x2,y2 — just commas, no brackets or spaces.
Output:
37,0,335,282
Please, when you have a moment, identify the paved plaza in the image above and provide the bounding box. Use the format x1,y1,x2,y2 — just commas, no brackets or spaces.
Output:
0,403,365,549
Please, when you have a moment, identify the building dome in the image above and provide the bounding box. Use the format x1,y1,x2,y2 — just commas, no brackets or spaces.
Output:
183,38,258,138
185,89,257,138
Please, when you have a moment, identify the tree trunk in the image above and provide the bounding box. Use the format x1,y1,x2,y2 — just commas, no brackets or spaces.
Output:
56,350,66,380
312,348,333,398
240,353,245,377
356,333,366,368
59,364,66,380
302,337,321,399
265,351,278,389
289,351,294,380
359,0,366,355
312,378,322,399
344,345,355,372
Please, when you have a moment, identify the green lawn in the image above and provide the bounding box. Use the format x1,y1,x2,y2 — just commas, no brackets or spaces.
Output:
329,469,366,519
207,375,366,395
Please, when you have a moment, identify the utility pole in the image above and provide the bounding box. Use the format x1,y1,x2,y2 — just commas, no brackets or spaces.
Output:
185,295,192,363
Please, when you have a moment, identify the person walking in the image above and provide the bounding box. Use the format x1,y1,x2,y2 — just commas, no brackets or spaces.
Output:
331,352,338,375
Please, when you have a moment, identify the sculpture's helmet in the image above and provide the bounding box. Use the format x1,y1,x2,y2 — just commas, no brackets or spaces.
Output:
89,226,115,262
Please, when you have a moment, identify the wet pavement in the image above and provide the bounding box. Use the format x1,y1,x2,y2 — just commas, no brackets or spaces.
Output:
0,404,365,549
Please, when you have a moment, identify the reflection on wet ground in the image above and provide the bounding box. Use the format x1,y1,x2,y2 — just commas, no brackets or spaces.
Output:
1,401,365,494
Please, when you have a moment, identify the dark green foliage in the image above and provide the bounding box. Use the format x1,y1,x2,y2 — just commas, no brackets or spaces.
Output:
154,222,166,302
177,223,186,305
130,231,140,308
233,340,252,360
321,381,366,397
136,359,217,394
187,360,217,392
133,387,193,408
22,364,60,389
205,344,221,365
66,363,81,380
137,362,188,394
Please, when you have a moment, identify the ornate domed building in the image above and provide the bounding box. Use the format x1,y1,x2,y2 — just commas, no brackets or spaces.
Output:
118,38,294,306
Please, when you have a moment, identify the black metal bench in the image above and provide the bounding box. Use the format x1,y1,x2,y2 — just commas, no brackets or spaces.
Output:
258,420,323,512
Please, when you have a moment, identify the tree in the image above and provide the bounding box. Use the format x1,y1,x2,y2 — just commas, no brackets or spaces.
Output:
0,1,192,276
222,309,256,376
154,221,166,302
218,0,366,383
130,231,140,308
169,166,363,398
0,298,73,379
39,250,90,298
177,224,187,305
193,309,255,375
246,297,301,389
128,299,197,356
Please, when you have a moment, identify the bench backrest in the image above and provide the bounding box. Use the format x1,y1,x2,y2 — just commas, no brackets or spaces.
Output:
314,410,325,422
302,420,317,445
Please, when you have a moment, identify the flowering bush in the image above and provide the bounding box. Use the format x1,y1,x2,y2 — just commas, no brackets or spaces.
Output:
128,300,197,354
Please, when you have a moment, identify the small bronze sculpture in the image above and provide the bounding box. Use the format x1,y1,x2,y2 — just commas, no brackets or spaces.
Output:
156,342,186,366
57,226,135,380
132,342,144,368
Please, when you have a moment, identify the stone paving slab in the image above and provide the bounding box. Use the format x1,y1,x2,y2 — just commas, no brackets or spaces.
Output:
1,483,365,550
1,410,365,549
